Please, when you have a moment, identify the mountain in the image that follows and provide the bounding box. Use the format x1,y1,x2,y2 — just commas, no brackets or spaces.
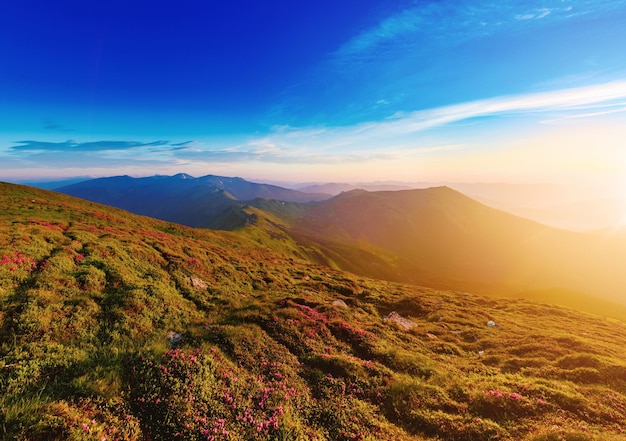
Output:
297,182,414,194
235,187,626,308
12,177,92,190
2,181,626,441
56,174,331,227
298,181,626,231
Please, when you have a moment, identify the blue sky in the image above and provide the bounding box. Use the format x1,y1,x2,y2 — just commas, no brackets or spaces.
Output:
2,0,626,189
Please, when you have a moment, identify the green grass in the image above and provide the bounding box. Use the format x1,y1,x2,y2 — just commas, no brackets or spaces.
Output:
1,182,626,440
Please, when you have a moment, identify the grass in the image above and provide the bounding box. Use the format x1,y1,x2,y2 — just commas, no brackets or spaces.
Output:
1,182,626,440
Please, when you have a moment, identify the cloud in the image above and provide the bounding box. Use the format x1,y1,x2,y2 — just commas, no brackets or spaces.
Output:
332,0,622,68
264,80,626,147
202,80,626,166
268,0,626,127
174,147,387,165
171,141,195,147
541,104,626,124
372,80,626,132
515,7,553,20
10,140,175,152
2,139,198,173
161,80,626,171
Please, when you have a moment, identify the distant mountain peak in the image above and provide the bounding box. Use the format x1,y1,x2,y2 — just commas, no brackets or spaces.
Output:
173,173,195,179
333,188,369,199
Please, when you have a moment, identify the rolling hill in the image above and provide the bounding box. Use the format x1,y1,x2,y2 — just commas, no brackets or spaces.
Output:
2,182,626,440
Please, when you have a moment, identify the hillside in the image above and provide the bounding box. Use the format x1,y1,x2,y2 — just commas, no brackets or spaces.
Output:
233,187,626,312
56,174,330,227
2,182,626,440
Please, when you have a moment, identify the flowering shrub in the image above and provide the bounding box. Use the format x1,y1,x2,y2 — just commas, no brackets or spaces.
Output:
129,348,304,440
469,388,544,421
37,398,142,441
0,250,37,272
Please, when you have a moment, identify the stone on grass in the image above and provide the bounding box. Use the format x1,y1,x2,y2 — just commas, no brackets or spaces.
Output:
384,311,416,331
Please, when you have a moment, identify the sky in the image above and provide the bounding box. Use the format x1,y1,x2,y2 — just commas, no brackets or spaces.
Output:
1,0,626,195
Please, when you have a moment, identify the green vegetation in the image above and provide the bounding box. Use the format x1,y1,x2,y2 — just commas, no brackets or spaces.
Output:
1,182,626,440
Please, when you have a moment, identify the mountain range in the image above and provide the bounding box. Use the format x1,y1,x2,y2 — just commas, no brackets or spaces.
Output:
57,173,330,227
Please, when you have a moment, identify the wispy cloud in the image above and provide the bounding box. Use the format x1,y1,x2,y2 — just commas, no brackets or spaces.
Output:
11,140,174,152
515,7,554,20
249,81,626,157
541,103,626,124
3,139,195,172
372,80,626,133
271,0,626,127
332,0,623,67
167,81,626,168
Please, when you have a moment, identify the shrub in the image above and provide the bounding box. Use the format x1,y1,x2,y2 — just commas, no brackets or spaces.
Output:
128,347,309,440
76,266,107,293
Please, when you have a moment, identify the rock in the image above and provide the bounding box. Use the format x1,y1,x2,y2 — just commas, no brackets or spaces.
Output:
384,311,416,331
167,330,183,347
189,276,208,290
332,299,348,308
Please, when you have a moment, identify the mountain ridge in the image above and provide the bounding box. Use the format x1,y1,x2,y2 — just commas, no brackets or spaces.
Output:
56,174,332,227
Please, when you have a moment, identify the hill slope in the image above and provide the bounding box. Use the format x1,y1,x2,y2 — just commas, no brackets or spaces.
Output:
2,182,626,441
235,187,626,309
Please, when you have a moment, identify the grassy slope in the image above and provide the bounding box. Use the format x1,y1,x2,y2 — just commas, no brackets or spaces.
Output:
242,188,626,313
1,182,626,440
